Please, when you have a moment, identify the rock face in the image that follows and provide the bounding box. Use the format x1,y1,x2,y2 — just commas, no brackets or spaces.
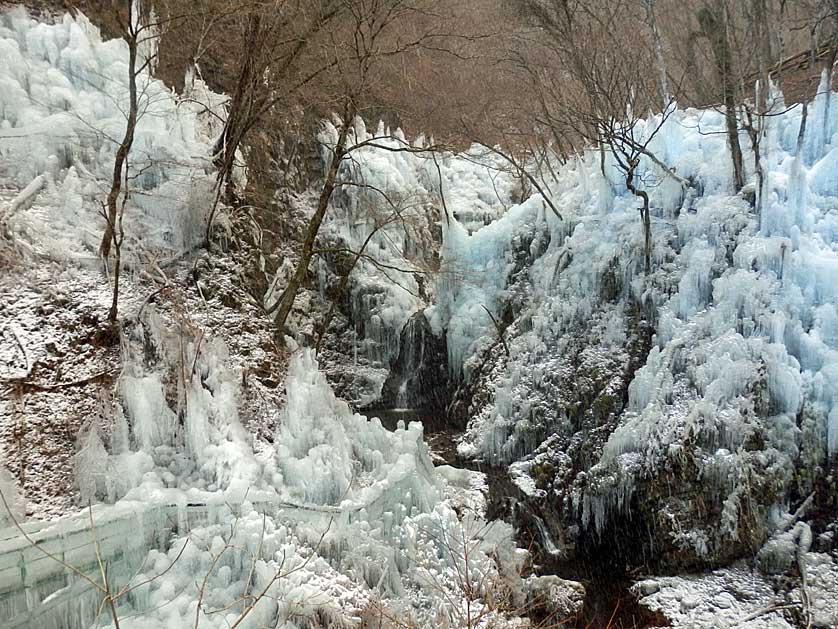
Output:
524,575,586,622
379,310,452,412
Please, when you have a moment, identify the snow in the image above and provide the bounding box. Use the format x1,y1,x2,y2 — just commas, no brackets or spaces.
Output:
3,303,520,628
634,553,838,628
634,565,794,629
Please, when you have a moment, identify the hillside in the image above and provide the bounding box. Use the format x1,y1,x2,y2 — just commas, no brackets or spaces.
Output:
0,4,837,629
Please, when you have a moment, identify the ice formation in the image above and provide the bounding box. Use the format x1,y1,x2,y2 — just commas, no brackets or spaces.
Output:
2,3,838,625
442,90,838,560
0,463,24,527
300,116,521,402
0,9,534,627
0,8,229,260
3,316,518,627
90,347,519,628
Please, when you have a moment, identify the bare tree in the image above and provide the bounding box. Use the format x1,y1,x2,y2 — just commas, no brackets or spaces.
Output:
697,1,746,192
99,3,140,261
312,185,435,354
96,2,155,324
270,107,354,341
99,2,163,259
643,0,672,107
514,0,685,274
268,0,458,342
198,0,344,244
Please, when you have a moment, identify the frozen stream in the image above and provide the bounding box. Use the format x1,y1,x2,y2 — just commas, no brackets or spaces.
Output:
372,407,668,629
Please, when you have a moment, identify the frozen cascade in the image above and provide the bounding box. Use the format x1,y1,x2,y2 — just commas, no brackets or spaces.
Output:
396,380,409,408
2,339,516,628
0,8,230,260
50,306,269,510
311,119,521,390
0,7,542,627
379,309,451,411
285,83,838,569
276,348,440,513
441,89,838,564
0,464,24,527
434,195,547,381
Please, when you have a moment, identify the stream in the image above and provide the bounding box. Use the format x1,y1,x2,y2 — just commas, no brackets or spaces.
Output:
372,407,670,629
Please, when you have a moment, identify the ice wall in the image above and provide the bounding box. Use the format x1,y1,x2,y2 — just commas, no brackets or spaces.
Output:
447,92,838,558
0,464,24,527
58,343,515,628
0,8,229,259
276,348,440,514
311,117,521,398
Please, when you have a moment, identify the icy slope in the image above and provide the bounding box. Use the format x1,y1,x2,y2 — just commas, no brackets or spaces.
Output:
438,82,838,567
86,347,521,628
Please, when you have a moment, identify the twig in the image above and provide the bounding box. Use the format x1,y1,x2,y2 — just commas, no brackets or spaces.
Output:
3,324,30,377
118,538,189,598
1,371,113,392
87,503,121,628
189,329,205,382
737,601,800,624
135,286,168,322
0,489,104,592
431,150,450,226
481,305,509,357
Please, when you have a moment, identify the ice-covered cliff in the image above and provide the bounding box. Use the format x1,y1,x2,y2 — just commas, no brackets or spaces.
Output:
0,6,229,259
432,81,838,570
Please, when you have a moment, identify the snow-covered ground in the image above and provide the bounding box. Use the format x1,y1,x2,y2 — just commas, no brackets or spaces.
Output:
634,552,838,628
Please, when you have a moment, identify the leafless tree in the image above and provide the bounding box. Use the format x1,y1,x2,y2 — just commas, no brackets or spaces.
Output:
696,1,746,192
268,0,459,342
514,0,686,274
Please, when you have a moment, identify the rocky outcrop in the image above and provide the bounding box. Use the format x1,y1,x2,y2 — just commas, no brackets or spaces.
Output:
524,575,585,622
379,310,451,412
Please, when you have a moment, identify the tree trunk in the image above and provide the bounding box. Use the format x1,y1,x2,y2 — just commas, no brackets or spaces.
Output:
625,164,652,274
699,5,745,192
273,117,352,342
822,44,837,151
747,114,765,221
108,236,122,323
724,98,745,192
100,18,138,258
213,12,260,186
206,12,262,245
643,0,670,107
797,101,809,157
